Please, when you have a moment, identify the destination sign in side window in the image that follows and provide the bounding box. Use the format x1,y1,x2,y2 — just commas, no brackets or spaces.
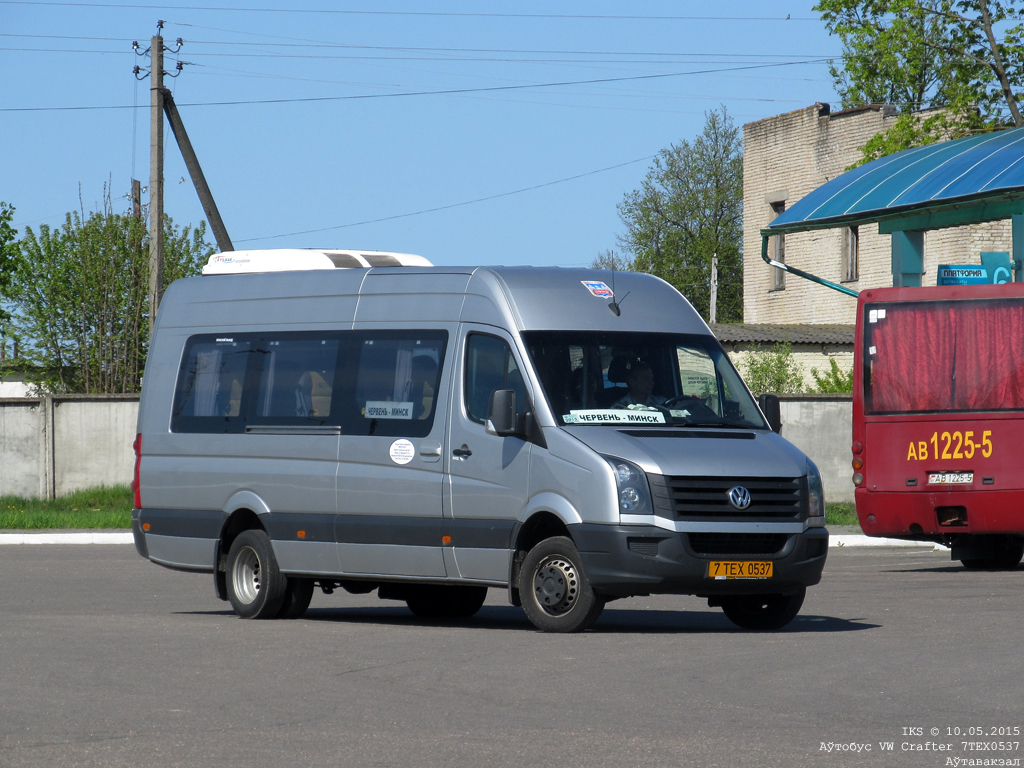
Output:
350,332,447,438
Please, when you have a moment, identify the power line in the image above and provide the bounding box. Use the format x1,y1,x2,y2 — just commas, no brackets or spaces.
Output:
0,58,830,112
0,2,819,21
237,155,656,244
0,33,841,59
188,64,814,104
0,46,840,64
0,36,839,64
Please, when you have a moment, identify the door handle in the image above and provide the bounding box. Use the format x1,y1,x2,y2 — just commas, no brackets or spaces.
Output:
452,444,473,458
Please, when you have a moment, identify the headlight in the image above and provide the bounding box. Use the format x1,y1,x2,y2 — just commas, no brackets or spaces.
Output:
603,456,653,516
806,458,826,527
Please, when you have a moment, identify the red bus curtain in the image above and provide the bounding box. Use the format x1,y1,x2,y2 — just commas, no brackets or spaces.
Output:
870,300,1024,412
953,302,1024,410
870,304,955,412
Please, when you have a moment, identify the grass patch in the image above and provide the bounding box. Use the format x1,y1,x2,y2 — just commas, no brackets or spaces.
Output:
0,485,132,529
826,502,858,526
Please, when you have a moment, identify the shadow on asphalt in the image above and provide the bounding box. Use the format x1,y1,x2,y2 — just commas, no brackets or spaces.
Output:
243,604,882,634
882,565,1022,573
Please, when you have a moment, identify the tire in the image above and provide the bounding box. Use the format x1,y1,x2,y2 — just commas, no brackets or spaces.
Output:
720,587,805,631
405,585,485,619
226,530,288,619
277,577,315,619
519,536,605,633
451,586,488,618
961,536,1024,570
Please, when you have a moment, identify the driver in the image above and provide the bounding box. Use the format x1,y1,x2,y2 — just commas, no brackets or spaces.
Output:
614,363,666,408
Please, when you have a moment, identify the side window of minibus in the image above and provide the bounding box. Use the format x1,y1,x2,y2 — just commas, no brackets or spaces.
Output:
171,337,254,433
348,333,447,438
465,334,528,424
250,335,342,424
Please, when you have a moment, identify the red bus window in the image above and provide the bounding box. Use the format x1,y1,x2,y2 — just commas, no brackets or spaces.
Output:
866,299,1024,413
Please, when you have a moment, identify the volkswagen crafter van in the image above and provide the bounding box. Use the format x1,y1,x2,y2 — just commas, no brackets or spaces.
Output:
132,249,828,632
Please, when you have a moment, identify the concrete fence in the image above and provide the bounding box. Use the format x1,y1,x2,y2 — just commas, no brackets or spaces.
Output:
0,393,855,503
0,395,139,500
776,394,854,504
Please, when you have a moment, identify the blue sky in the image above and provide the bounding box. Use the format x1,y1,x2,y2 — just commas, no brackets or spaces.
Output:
2,1,841,268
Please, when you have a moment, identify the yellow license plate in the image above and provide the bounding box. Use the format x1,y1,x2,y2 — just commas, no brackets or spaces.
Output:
708,561,773,579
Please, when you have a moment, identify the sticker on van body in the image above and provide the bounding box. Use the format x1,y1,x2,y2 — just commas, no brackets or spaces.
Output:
389,439,416,465
581,281,614,298
365,401,414,420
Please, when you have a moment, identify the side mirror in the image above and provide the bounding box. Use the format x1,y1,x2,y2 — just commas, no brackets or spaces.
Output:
757,393,783,434
486,389,518,436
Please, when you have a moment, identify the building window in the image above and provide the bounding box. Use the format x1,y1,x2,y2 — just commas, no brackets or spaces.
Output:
770,201,786,291
842,225,859,282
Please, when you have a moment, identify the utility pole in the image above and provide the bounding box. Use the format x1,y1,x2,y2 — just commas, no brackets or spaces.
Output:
131,179,142,220
148,25,164,337
135,22,234,333
163,91,234,252
710,252,718,324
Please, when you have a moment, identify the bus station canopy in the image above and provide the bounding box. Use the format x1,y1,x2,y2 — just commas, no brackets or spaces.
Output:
766,126,1024,236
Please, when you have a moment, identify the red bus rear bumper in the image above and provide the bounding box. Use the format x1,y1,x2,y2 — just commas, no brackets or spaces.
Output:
856,487,1024,538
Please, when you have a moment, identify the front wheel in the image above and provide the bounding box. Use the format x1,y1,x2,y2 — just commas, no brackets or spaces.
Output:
226,530,288,619
720,587,805,630
519,536,605,633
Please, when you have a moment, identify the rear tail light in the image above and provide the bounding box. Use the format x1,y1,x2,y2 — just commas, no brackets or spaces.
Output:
852,444,864,485
132,433,142,509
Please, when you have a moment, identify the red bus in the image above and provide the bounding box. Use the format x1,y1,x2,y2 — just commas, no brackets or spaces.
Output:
853,282,1024,569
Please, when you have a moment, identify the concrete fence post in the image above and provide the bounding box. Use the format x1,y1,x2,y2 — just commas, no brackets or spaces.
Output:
42,395,56,501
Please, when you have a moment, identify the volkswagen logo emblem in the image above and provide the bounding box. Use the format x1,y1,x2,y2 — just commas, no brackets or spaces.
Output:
727,486,752,510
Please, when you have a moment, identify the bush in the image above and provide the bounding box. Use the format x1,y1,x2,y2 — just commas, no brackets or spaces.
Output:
809,357,854,394
741,341,803,396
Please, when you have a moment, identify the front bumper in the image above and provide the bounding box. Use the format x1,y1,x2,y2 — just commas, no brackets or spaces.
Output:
571,523,828,598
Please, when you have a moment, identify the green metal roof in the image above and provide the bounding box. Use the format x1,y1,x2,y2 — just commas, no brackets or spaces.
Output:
766,127,1024,234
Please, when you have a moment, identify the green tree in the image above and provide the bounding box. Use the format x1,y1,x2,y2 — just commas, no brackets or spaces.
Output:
0,202,16,325
741,342,804,396
817,0,1024,163
5,190,212,393
616,107,743,322
589,249,635,271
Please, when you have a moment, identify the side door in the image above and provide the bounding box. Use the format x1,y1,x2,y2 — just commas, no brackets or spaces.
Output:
446,326,533,582
334,329,451,578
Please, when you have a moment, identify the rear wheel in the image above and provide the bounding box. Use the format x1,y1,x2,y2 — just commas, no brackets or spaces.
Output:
452,586,488,617
519,536,605,633
719,587,805,630
277,577,315,619
226,530,287,619
961,536,1024,570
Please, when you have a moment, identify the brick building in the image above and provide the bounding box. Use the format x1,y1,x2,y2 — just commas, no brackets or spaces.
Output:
742,103,1013,326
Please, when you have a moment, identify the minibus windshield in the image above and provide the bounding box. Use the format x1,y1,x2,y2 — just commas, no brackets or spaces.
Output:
523,331,766,429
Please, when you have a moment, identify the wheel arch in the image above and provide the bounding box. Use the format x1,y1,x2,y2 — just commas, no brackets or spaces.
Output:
507,499,581,606
214,501,269,601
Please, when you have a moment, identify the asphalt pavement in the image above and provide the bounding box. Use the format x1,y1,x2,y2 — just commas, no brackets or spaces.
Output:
3,542,1019,768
